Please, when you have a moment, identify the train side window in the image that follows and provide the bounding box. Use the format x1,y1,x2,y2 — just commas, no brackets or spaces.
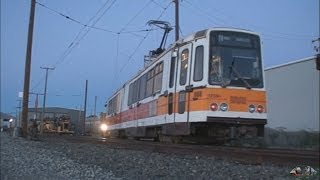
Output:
178,91,186,114
169,57,176,88
139,74,147,100
108,94,119,115
180,49,189,85
134,79,140,102
153,62,163,93
194,46,204,81
146,69,154,97
128,83,134,105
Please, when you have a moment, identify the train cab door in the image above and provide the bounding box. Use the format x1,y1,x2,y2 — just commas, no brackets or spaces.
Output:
165,43,193,135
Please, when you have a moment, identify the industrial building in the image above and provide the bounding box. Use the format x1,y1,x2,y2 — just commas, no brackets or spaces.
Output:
27,107,84,134
264,56,319,148
265,56,319,132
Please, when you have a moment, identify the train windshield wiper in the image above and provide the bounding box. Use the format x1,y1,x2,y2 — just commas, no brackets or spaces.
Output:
229,56,253,89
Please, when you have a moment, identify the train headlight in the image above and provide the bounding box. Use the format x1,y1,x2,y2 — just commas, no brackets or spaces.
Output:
210,103,218,111
100,124,108,131
257,105,264,113
220,103,228,111
249,104,255,113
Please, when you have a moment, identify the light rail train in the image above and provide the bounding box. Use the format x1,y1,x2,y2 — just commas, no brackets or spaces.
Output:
102,27,267,142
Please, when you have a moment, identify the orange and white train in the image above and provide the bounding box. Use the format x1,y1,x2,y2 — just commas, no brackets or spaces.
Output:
102,27,267,141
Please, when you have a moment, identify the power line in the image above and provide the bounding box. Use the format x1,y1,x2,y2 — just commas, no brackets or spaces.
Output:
30,0,116,92
30,1,159,92
150,0,166,9
117,1,173,74
118,0,153,34
36,0,117,34
182,0,228,27
54,0,117,67
36,1,87,27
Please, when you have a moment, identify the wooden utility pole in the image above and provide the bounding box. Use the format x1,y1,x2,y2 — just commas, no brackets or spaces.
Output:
21,0,36,137
174,0,180,41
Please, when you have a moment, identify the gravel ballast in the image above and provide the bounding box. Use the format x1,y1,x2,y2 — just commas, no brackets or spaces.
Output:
1,132,318,179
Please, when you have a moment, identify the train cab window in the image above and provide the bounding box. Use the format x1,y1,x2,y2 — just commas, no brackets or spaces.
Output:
194,46,204,81
180,49,189,85
209,52,222,84
169,57,176,88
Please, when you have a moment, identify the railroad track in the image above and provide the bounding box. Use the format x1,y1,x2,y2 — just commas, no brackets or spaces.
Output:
45,135,319,167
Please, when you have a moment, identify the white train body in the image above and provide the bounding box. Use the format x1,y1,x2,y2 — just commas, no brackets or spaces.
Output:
104,28,267,140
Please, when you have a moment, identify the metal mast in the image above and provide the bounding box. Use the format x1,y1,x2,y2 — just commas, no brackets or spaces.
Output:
174,0,179,41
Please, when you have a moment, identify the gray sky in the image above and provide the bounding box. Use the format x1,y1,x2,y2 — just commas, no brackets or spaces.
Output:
1,0,319,115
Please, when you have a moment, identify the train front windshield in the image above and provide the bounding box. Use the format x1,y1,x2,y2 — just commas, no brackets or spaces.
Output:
209,31,263,88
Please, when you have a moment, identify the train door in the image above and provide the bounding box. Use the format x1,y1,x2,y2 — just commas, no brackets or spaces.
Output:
164,43,192,135
175,43,193,126
165,50,178,127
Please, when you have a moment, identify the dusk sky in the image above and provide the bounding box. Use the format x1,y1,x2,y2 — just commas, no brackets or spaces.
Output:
1,0,319,116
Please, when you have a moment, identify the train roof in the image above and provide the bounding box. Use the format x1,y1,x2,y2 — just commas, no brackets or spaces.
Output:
180,27,260,43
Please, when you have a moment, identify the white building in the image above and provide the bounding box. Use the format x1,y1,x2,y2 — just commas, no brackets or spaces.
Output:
265,56,319,132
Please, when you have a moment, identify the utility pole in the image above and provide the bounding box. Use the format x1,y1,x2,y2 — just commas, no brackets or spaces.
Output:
83,80,88,134
174,0,180,41
94,96,97,117
21,0,36,137
29,92,44,122
16,99,22,128
93,95,97,133
40,66,55,134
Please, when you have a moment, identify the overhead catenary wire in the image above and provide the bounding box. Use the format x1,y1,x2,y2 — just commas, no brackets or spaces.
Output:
31,0,117,92
181,0,229,27
112,34,120,86
54,0,118,66
31,0,172,93
30,0,161,93
117,0,153,34
36,0,117,34
150,0,166,10
117,1,173,74
36,0,157,35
